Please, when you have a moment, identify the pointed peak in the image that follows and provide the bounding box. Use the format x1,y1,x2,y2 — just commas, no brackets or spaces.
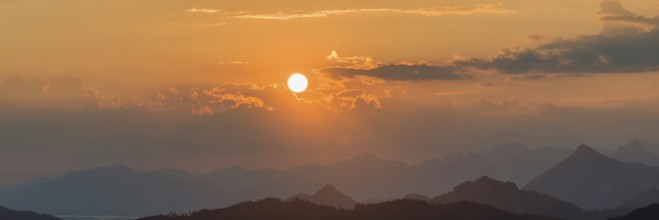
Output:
574,144,601,156
318,184,339,192
314,184,348,197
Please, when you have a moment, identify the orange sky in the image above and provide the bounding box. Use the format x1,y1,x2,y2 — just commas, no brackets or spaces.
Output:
1,0,659,185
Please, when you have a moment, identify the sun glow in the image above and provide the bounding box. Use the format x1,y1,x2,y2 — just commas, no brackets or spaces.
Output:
287,73,308,93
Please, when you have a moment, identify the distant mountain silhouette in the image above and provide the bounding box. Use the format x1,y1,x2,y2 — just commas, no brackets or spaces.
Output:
613,140,659,166
0,205,61,220
0,165,224,216
524,145,659,210
609,204,659,220
0,142,582,216
417,142,572,195
432,176,627,220
289,184,358,209
138,198,558,220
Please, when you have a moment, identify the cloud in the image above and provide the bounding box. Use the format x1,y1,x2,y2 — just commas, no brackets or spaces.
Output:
218,60,249,65
324,63,473,81
324,0,659,83
321,1,659,79
323,51,472,81
303,73,395,112
482,0,659,74
386,1,659,77
326,50,379,69
234,3,515,20
598,0,659,32
185,8,221,13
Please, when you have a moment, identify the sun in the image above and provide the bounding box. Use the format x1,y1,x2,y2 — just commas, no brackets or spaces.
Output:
287,73,308,93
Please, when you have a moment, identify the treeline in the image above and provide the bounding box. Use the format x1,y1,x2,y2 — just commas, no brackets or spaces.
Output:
139,198,558,220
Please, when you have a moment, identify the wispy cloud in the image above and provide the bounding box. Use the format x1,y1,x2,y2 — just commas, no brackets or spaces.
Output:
234,3,515,20
185,8,221,13
218,60,249,65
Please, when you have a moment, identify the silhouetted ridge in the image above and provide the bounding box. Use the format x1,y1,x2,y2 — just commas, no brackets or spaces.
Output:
0,205,61,220
572,144,603,158
404,193,431,202
609,203,659,220
138,198,558,220
433,176,599,220
289,184,358,209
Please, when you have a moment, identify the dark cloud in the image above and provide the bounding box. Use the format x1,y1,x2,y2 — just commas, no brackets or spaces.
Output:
325,0,659,81
598,0,659,29
477,0,659,75
323,63,472,81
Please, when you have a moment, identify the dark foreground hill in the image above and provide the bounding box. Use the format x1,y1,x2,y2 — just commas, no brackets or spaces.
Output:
138,198,558,220
288,184,358,209
609,204,659,220
433,176,628,220
0,205,61,220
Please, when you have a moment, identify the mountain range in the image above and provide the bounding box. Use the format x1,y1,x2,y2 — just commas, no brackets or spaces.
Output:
0,142,577,216
2,140,659,217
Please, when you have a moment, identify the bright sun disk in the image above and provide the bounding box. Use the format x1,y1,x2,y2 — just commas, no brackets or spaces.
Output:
288,73,308,93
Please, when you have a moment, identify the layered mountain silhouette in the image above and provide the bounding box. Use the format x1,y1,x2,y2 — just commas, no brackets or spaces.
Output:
432,176,628,220
0,142,575,216
613,140,659,166
0,205,61,220
524,145,659,210
138,198,557,220
289,184,358,209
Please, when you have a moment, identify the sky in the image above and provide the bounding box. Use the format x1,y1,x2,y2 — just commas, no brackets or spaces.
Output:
1,0,659,185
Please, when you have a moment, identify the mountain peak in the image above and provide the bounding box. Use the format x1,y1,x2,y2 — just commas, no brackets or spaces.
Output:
613,139,659,166
288,184,357,209
572,144,602,157
315,184,343,197
451,176,519,194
